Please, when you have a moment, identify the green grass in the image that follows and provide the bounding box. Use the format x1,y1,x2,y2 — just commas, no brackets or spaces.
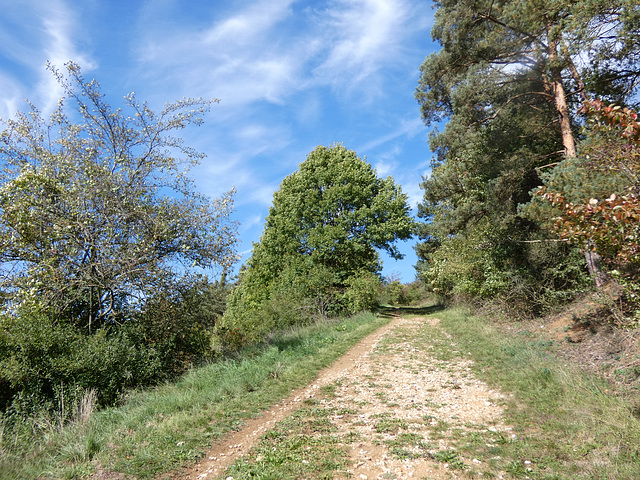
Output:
0,312,388,480
215,303,640,480
433,307,640,480
6,303,638,479
224,405,350,480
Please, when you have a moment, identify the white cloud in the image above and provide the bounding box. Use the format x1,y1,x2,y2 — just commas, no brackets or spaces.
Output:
401,178,425,209
0,0,95,116
0,73,23,119
136,0,303,106
251,179,281,203
311,0,412,94
359,117,423,152
201,0,294,47
232,124,292,159
373,148,401,177
241,214,266,233
134,0,423,109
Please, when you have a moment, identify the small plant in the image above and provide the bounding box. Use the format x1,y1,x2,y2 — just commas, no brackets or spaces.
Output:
384,432,430,460
373,416,408,434
432,449,467,470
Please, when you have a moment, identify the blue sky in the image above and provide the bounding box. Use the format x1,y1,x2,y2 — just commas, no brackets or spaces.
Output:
0,0,438,283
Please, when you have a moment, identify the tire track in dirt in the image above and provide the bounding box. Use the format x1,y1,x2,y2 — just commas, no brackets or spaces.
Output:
179,315,512,479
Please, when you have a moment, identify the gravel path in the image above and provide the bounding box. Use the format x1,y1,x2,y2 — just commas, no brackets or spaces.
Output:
182,316,513,479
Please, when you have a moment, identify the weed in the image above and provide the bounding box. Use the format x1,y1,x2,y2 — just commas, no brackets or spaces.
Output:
432,449,467,470
384,432,430,460
320,384,338,397
373,417,408,434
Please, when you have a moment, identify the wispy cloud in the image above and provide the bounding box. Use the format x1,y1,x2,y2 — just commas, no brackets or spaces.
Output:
312,0,411,94
0,0,95,116
134,0,422,108
38,1,97,112
359,117,423,152
0,73,22,119
136,0,301,106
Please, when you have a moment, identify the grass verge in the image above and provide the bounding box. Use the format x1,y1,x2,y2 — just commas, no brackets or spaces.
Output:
434,307,640,480
0,312,388,480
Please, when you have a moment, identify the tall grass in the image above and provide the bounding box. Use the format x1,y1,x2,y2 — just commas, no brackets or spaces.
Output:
0,312,387,480
436,307,640,479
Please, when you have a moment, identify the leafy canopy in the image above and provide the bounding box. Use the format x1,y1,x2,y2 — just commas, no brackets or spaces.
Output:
220,144,415,341
260,143,415,278
538,101,640,269
412,0,640,305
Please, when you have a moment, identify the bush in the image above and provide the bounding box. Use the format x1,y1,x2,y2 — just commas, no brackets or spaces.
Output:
218,260,343,346
378,279,426,306
0,276,231,415
342,273,380,315
421,223,590,315
378,280,405,305
0,311,164,413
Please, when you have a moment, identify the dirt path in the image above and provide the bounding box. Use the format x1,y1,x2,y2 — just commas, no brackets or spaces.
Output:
180,316,513,479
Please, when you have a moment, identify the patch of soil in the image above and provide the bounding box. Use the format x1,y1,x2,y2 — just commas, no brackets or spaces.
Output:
507,284,640,402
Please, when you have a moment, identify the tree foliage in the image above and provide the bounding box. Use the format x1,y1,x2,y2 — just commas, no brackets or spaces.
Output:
0,62,238,329
538,101,640,269
261,144,414,277
417,0,640,156
220,144,414,342
414,0,640,307
0,63,238,410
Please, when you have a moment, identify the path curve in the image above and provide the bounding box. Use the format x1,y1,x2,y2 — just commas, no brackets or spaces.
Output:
180,315,407,479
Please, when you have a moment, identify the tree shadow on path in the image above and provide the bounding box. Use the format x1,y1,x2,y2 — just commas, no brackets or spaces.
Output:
375,303,445,319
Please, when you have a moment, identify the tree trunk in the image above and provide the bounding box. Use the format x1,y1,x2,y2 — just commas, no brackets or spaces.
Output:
547,35,576,157
584,243,608,288
549,32,609,288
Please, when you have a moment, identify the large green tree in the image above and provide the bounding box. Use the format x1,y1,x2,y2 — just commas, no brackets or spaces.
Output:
260,144,413,278
220,144,414,341
418,0,640,158
414,0,639,306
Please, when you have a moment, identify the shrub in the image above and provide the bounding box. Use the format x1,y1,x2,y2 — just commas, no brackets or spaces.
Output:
378,279,426,306
0,310,163,412
421,223,590,315
0,276,231,414
218,260,343,346
378,280,405,305
342,273,380,315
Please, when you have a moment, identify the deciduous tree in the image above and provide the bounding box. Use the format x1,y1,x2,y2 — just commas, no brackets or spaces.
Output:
0,62,238,331
221,144,414,341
